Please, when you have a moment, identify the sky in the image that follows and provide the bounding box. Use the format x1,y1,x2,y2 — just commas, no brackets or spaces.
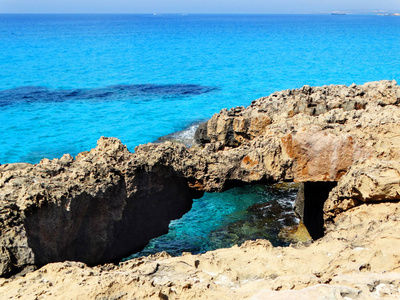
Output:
1,0,400,14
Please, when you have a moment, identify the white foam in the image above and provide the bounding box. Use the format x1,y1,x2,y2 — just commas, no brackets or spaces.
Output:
156,122,202,147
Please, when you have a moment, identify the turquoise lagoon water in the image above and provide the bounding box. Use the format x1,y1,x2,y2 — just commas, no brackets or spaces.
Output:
1,14,399,256
128,183,298,258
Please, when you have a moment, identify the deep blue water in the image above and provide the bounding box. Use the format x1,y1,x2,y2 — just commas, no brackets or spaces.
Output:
1,14,399,164
1,14,399,256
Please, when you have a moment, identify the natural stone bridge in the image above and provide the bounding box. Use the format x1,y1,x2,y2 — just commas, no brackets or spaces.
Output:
1,80,400,277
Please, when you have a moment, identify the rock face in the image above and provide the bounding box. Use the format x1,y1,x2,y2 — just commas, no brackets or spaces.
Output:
324,159,400,223
194,79,400,227
196,80,400,182
0,138,198,277
1,80,400,279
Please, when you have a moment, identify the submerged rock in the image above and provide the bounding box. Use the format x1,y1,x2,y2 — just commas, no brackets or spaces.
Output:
278,221,312,244
208,184,299,249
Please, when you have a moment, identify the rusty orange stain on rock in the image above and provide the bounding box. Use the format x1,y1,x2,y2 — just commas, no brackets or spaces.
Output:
242,155,259,167
188,180,204,190
281,134,294,158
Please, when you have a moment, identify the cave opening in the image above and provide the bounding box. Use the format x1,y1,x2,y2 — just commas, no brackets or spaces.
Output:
295,181,338,240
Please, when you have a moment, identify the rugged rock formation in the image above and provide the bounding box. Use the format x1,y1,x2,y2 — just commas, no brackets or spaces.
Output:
194,79,400,227
324,159,400,223
195,80,400,182
1,80,400,285
0,138,200,277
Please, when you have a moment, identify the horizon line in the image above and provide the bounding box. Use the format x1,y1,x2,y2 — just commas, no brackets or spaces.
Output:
0,12,394,15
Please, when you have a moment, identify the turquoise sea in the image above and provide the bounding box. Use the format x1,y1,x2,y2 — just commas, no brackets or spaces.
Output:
1,14,399,256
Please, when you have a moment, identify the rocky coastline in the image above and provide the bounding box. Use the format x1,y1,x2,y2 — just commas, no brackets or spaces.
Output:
1,80,400,299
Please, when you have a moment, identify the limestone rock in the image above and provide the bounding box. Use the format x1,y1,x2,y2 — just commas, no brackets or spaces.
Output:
2,202,400,299
1,80,400,278
324,160,400,223
0,138,196,277
196,80,400,182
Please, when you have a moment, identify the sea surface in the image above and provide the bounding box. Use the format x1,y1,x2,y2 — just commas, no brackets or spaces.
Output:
1,14,399,256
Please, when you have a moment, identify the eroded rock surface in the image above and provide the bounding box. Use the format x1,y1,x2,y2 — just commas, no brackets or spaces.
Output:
1,202,400,299
0,138,198,277
196,80,400,182
1,80,400,284
194,79,400,225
